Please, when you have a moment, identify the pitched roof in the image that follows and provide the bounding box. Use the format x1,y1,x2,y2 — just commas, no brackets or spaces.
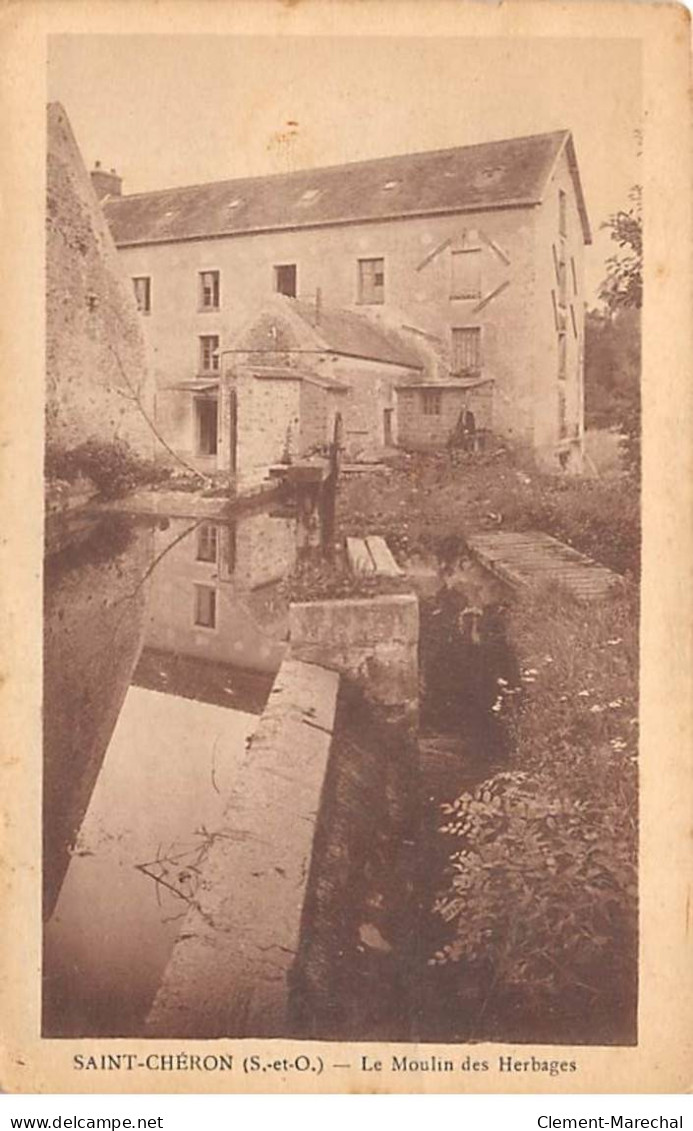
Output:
103,129,591,247
290,300,423,369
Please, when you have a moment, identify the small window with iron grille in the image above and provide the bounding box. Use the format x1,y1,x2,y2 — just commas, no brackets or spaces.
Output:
422,389,442,416
452,327,482,375
199,270,220,310
358,258,385,304
132,276,151,314
193,584,217,629
199,335,220,374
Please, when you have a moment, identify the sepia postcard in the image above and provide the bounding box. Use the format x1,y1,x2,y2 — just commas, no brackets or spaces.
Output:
0,0,691,1096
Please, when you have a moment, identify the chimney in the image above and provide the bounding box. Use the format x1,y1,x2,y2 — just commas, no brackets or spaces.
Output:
90,160,123,201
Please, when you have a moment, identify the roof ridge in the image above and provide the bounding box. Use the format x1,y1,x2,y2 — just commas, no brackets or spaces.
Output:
106,129,571,203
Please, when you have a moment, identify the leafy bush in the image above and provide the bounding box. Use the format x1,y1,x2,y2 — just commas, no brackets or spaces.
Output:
430,584,638,1041
45,438,169,500
432,769,637,1019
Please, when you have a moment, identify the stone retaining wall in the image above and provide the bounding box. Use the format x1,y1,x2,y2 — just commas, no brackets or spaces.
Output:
289,593,419,723
145,657,339,1038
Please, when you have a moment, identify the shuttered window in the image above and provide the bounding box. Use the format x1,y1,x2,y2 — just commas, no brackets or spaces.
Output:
452,327,482,374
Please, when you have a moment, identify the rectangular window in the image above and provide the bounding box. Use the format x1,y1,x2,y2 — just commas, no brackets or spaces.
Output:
196,397,218,456
274,264,297,297
193,584,217,629
132,276,151,314
451,249,482,300
199,270,220,310
199,335,220,374
452,327,482,374
358,257,385,304
196,523,218,563
571,256,578,295
422,389,442,416
558,331,567,380
559,190,567,238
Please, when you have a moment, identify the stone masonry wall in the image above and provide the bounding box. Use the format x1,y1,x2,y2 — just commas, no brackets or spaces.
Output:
46,104,154,458
397,383,493,449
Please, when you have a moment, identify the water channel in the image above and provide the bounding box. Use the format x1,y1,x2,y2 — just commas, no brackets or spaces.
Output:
43,488,518,1040
43,497,316,1037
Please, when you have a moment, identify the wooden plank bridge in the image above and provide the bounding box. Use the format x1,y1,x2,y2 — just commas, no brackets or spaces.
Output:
467,531,623,602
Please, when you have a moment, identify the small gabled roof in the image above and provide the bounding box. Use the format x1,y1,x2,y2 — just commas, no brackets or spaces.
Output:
290,300,423,370
103,129,591,247
232,294,423,370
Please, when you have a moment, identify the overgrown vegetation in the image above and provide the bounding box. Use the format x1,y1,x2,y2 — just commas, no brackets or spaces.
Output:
430,584,638,1043
45,438,170,500
584,183,642,477
335,443,639,1044
338,447,640,578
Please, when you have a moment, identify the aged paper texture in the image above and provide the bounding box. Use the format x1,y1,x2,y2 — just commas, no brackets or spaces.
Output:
0,0,691,1095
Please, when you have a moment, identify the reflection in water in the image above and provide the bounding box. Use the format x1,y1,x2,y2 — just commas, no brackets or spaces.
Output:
43,516,153,917
43,496,320,1037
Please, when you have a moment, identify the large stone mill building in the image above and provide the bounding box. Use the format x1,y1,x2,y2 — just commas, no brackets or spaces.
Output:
96,129,591,483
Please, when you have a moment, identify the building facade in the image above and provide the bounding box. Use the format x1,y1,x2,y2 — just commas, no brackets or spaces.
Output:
97,129,591,475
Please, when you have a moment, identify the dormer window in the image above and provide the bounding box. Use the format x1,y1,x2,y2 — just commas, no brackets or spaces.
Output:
382,180,400,191
299,188,321,204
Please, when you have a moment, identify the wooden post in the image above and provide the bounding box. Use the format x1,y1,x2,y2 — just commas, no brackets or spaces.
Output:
320,413,343,560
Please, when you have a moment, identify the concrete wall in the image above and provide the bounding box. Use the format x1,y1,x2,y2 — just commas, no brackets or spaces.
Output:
46,105,155,458
146,657,340,1038
289,594,419,725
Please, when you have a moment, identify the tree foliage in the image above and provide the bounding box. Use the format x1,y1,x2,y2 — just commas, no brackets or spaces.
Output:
599,186,642,313
585,186,642,475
